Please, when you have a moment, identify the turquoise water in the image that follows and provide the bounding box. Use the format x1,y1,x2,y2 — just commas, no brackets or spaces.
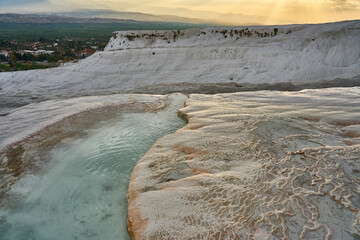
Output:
0,105,185,240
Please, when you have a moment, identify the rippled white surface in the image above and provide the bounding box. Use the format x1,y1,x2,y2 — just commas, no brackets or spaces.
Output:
127,87,360,239
0,102,185,239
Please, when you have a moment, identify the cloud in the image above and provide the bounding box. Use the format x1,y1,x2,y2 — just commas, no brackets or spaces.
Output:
327,0,360,10
1,0,359,24
0,0,47,6
0,0,70,12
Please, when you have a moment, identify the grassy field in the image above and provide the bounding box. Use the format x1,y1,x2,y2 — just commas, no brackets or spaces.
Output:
0,22,205,41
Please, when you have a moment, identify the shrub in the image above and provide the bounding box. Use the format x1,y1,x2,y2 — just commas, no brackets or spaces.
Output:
274,28,279,36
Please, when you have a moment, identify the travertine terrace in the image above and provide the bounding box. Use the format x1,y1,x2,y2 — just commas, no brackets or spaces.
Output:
128,88,360,239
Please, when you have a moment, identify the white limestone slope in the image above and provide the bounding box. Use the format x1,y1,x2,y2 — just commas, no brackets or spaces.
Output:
0,20,360,101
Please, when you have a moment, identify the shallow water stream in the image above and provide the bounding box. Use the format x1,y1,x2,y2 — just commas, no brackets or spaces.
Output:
0,102,185,240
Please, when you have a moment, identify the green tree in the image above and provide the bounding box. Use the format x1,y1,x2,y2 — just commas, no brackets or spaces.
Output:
274,28,279,36
0,54,7,62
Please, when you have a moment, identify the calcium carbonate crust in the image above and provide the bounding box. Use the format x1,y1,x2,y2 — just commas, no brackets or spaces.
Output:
128,88,360,240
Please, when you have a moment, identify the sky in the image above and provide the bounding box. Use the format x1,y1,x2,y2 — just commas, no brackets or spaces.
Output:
1,0,360,25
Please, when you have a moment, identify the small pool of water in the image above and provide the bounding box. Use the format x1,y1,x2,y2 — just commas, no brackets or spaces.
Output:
0,101,186,240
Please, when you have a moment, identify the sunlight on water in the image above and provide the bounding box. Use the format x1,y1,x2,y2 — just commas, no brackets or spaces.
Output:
0,107,185,240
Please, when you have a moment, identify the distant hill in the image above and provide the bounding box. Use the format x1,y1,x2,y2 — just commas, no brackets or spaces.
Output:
0,13,207,41
46,9,211,24
0,10,211,25
0,13,147,24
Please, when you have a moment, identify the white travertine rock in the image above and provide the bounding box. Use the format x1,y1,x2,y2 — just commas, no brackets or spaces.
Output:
1,21,359,101
0,94,177,152
128,87,360,240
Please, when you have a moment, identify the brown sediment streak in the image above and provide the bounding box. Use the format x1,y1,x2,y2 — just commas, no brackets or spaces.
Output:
0,96,170,190
187,124,205,130
177,109,188,121
344,130,360,138
126,131,173,239
189,167,210,175
173,144,208,158
127,166,149,240
330,119,360,126
343,139,360,146
178,110,206,130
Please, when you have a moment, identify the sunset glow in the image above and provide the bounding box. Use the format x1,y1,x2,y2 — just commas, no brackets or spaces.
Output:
1,0,360,25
